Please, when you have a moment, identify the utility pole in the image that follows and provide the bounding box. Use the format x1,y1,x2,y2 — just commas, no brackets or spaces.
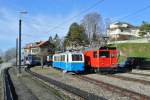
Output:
16,38,18,68
18,11,27,75
18,19,22,74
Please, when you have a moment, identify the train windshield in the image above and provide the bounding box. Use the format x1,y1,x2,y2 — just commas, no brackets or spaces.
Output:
99,51,110,58
72,54,83,61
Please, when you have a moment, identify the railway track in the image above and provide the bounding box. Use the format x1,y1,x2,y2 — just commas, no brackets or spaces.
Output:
3,68,17,100
106,74,150,85
43,67,150,100
25,68,106,100
74,75,150,100
129,72,150,77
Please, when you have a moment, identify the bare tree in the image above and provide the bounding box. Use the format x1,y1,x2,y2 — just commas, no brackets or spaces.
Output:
81,12,104,47
104,18,112,34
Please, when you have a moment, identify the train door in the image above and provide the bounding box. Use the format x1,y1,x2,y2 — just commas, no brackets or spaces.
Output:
110,50,117,68
92,51,99,68
65,54,69,70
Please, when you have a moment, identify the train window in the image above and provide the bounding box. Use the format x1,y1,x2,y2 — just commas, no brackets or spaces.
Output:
55,56,59,61
61,55,65,61
54,56,57,61
72,54,82,61
60,56,63,61
58,56,60,61
93,51,97,58
99,51,110,58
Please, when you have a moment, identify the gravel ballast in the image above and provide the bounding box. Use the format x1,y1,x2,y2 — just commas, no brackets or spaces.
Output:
132,70,150,75
31,66,138,100
115,73,150,82
85,74,150,97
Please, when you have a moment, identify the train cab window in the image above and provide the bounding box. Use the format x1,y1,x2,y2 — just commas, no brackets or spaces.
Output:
72,54,82,61
99,51,110,58
93,51,97,58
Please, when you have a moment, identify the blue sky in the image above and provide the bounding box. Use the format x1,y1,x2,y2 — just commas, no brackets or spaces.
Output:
0,0,150,51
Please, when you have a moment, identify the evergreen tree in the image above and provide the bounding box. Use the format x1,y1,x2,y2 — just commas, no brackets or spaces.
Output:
64,22,88,48
0,57,3,64
53,34,61,51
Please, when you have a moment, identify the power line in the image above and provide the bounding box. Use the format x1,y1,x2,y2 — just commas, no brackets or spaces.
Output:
46,0,105,33
114,4,150,22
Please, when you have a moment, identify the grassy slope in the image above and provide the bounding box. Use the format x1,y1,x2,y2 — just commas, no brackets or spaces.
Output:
110,43,150,63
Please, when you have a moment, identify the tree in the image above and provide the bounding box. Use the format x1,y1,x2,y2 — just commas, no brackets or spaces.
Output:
53,34,62,51
3,48,16,62
0,49,3,56
64,22,88,49
104,18,112,33
139,21,150,36
48,36,53,43
0,57,3,64
81,12,104,45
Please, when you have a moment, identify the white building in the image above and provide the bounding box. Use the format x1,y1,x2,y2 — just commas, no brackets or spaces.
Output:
107,22,140,41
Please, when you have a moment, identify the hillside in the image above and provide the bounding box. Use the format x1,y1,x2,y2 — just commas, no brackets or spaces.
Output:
110,43,150,63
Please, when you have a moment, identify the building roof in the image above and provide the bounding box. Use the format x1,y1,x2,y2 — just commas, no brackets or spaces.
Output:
24,41,49,49
109,21,136,29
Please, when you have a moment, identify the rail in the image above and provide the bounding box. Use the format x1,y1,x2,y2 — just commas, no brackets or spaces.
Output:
107,74,150,85
129,72,150,77
74,75,150,100
25,68,106,100
3,68,17,100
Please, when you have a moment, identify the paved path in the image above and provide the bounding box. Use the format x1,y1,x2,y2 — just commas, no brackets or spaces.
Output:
8,67,70,100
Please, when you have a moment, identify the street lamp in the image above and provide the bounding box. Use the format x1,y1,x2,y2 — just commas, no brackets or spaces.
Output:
18,11,27,74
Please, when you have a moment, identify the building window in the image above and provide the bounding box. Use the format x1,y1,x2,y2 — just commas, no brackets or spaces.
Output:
32,48,39,53
120,29,123,32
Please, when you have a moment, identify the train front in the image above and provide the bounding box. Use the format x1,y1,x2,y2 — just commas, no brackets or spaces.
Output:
68,52,85,72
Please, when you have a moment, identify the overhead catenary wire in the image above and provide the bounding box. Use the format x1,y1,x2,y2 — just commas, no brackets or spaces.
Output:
46,0,105,33
113,4,150,22
48,1,150,33
25,1,150,39
110,3,150,61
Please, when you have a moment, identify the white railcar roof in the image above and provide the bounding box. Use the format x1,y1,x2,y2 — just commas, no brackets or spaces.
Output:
53,51,83,56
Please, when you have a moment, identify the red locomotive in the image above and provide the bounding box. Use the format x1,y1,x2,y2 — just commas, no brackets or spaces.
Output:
83,46,117,72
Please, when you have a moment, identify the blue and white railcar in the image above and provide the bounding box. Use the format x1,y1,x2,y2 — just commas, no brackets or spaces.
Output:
47,55,53,66
52,52,84,72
